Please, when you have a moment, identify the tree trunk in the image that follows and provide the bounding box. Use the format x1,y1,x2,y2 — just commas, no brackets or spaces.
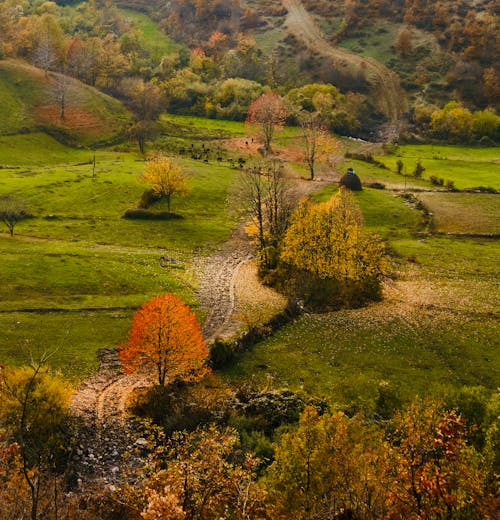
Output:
60,91,65,120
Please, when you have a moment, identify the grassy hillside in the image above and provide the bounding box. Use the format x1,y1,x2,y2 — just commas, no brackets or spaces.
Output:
120,8,183,59
0,120,244,378
0,113,497,403
0,60,131,145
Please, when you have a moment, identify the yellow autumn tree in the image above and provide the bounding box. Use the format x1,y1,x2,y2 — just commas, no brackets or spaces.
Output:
280,188,387,307
142,154,190,212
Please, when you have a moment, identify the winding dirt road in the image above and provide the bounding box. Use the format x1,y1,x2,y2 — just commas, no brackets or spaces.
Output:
282,0,408,126
70,237,251,485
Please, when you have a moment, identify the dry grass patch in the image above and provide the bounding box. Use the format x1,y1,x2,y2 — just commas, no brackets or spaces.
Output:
233,260,287,328
418,192,500,235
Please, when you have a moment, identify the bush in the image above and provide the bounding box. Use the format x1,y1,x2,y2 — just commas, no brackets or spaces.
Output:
122,208,183,220
282,269,383,310
131,381,222,434
138,189,162,209
209,338,234,369
367,182,386,189
429,175,444,186
344,152,389,169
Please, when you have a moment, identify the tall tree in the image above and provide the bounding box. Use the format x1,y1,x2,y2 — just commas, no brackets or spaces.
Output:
118,293,209,386
139,426,269,519
0,361,72,520
246,93,288,154
281,188,386,282
141,154,190,211
387,398,497,519
267,406,390,518
298,112,338,181
240,160,295,267
280,188,387,306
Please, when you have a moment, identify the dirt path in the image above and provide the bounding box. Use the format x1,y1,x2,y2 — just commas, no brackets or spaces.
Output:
69,233,252,486
282,0,408,128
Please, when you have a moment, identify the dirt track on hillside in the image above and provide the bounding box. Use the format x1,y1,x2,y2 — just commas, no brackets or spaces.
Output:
69,233,252,486
282,0,408,127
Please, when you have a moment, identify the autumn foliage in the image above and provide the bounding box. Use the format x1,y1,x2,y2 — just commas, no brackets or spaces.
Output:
142,155,190,212
279,188,387,307
119,294,209,386
246,93,288,153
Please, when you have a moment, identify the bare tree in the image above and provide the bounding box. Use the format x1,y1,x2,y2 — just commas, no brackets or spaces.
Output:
53,71,70,120
239,161,296,267
32,34,57,78
299,112,337,181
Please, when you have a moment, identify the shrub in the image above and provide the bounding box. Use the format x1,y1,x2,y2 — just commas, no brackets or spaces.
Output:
209,338,234,369
131,381,224,434
429,175,444,186
122,208,183,220
367,182,386,189
138,189,162,209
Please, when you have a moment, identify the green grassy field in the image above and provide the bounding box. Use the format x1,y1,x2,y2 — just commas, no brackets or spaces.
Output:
418,192,500,235
223,156,500,411
119,8,183,61
1,117,498,397
376,144,500,190
0,133,92,166
224,233,500,412
0,131,240,378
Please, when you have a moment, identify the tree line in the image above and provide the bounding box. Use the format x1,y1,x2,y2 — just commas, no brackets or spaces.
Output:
1,357,498,519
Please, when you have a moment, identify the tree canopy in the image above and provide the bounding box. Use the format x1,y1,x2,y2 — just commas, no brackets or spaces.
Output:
141,154,190,212
280,188,387,307
246,93,288,154
119,293,209,386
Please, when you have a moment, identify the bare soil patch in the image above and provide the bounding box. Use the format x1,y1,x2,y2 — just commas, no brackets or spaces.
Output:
233,260,288,328
36,105,104,132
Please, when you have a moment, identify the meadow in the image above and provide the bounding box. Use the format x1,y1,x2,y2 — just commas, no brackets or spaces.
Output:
1,119,498,403
375,144,500,190
0,128,241,378
225,225,500,412
223,142,500,411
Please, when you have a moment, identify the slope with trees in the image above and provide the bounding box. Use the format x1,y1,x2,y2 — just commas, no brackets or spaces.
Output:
282,0,409,128
0,60,130,144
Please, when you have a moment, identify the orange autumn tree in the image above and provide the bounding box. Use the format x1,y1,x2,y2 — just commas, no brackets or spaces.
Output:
119,294,209,386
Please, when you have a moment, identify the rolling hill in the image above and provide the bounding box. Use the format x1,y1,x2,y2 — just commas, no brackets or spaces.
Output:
0,59,131,146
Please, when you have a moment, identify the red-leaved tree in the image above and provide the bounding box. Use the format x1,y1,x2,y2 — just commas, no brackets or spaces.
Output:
119,294,209,386
246,92,288,154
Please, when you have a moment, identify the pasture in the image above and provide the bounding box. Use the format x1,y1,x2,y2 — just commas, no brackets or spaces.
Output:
0,118,498,399
223,144,500,411
225,234,500,412
376,144,500,190
0,129,242,378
